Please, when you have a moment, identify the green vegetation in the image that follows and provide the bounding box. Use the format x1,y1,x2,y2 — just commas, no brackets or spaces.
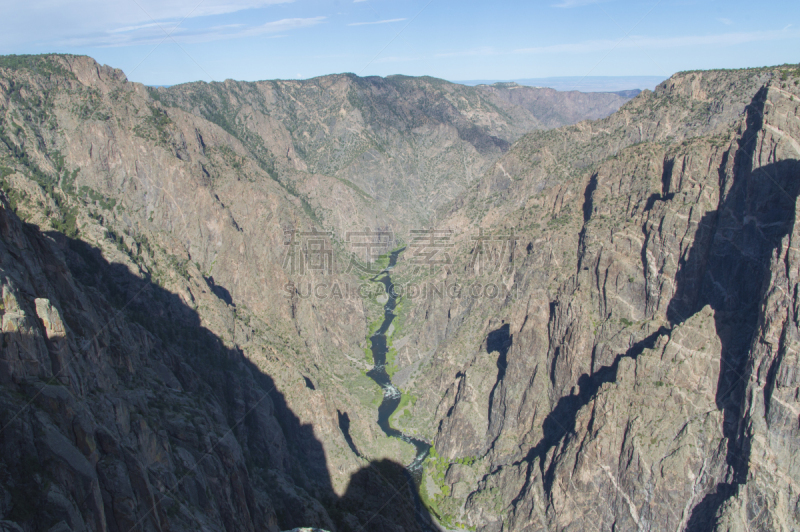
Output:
335,176,373,201
133,104,173,146
0,165,21,211
0,126,58,189
779,68,800,81
366,316,383,340
362,246,411,377
419,446,449,523
395,391,416,413
347,371,383,408
0,54,77,80
391,294,409,336
0,125,87,238
167,254,191,282
547,207,573,229
363,346,374,365
49,206,79,237
215,145,244,171
0,121,115,241
390,391,417,426
356,249,394,281
385,345,398,377
418,446,480,529
70,88,109,121
76,185,116,210
104,228,128,255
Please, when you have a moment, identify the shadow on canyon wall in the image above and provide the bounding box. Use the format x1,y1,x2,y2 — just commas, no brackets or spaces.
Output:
486,323,512,427
0,211,438,532
669,88,800,530
508,85,800,528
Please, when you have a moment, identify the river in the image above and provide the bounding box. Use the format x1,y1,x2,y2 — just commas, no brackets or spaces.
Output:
365,248,435,529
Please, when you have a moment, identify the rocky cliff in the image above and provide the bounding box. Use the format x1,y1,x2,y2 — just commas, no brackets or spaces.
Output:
1,52,798,532
383,66,800,531
0,54,441,532
154,74,632,230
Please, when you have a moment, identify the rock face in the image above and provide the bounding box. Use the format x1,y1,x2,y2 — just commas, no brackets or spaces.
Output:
476,82,637,130
0,54,441,532
154,74,633,229
0,192,436,532
1,194,297,532
381,66,800,530
1,52,799,532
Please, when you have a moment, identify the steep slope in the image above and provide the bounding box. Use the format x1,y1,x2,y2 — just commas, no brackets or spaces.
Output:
0,191,432,532
0,195,322,532
0,54,430,532
476,82,635,129
383,65,800,530
3,51,798,532
447,67,776,228
154,74,633,230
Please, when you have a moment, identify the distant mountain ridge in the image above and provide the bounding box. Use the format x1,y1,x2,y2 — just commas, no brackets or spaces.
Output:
456,75,668,92
153,71,636,229
2,53,797,532
0,53,638,532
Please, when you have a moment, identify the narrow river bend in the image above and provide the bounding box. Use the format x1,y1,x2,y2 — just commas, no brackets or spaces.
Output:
365,248,435,528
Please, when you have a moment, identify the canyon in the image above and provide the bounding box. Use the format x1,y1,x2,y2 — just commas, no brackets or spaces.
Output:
0,54,798,532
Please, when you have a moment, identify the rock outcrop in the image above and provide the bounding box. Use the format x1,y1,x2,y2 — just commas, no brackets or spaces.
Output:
1,52,799,532
388,66,800,531
0,54,437,532
154,73,634,230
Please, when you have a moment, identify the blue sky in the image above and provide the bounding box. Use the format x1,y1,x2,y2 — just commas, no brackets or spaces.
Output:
1,0,798,85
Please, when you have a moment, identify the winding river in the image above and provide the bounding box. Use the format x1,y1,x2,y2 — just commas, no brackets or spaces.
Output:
366,248,434,527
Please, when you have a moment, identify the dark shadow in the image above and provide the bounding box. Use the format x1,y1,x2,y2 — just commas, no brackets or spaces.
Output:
582,173,598,224
674,88,800,529
204,275,235,307
0,201,436,532
512,86,800,526
513,326,668,498
486,324,512,365
337,459,433,532
577,173,599,271
661,157,675,196
644,191,675,212
643,158,676,211
486,323,512,424
337,411,360,458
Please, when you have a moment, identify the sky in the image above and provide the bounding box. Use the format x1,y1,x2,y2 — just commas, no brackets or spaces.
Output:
1,0,798,86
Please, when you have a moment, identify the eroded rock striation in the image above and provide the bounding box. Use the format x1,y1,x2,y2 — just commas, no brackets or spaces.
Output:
1,52,798,532
386,66,800,531
0,54,445,532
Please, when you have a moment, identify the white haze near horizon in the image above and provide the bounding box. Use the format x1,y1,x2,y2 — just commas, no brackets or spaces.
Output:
0,0,797,86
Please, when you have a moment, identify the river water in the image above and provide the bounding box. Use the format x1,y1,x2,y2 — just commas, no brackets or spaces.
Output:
365,248,435,527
